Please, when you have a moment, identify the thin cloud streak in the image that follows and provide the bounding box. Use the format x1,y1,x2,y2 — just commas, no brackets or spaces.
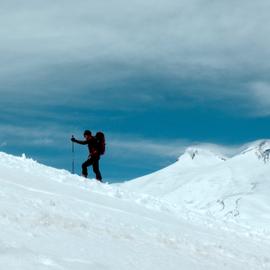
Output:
108,137,247,160
0,142,7,148
109,138,190,159
0,123,244,160
247,81,270,116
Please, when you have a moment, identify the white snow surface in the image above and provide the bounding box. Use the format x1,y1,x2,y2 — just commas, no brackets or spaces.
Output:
0,141,270,269
123,140,270,233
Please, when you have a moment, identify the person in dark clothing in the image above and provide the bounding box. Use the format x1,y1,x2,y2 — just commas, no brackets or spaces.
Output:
71,130,102,182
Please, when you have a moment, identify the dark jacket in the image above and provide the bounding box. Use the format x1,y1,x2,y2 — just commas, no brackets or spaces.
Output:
74,136,99,158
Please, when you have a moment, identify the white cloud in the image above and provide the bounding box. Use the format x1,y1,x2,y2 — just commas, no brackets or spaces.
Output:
0,142,7,147
0,123,188,159
109,137,190,159
0,124,72,149
108,136,247,160
249,82,270,103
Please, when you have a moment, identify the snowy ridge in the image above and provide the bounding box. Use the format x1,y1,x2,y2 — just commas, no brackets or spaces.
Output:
240,140,270,161
122,140,270,235
0,148,270,269
180,147,227,163
0,152,179,216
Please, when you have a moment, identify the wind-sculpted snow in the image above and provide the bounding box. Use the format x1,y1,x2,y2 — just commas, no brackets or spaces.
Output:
0,149,270,270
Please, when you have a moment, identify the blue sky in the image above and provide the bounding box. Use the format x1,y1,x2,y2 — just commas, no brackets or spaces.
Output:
1,0,270,182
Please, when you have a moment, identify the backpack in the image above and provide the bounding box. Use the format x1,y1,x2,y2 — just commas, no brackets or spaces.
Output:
95,131,106,155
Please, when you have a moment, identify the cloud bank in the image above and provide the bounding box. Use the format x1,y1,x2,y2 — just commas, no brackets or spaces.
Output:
0,0,270,114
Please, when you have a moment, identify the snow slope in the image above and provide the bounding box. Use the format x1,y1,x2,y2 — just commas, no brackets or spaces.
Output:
0,148,270,269
122,140,270,235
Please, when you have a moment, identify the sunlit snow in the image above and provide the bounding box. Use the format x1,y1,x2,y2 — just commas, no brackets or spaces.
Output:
0,141,270,269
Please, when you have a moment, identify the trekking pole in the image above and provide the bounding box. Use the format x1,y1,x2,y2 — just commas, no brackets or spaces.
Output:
71,135,75,174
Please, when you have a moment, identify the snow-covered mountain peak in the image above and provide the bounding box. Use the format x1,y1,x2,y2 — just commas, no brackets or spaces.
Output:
178,146,226,165
239,140,270,162
123,140,270,235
